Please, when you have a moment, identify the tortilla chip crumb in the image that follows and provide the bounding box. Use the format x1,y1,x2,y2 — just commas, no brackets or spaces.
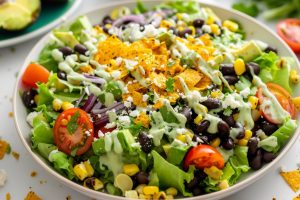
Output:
30,171,37,177
66,195,71,200
24,191,42,200
12,151,20,160
6,193,11,200
39,180,47,184
280,170,300,192
134,112,150,128
8,112,13,118
293,194,300,200
0,140,9,160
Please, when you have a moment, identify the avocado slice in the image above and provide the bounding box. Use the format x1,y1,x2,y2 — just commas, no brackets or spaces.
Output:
53,31,79,48
163,144,189,166
233,41,262,62
0,0,41,31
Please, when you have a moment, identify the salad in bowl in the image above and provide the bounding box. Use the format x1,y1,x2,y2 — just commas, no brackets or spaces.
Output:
17,0,300,199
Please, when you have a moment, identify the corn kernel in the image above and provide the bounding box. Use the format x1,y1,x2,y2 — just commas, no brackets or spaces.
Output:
93,178,104,190
74,163,88,181
194,114,203,125
34,95,39,105
143,186,159,195
238,139,248,146
206,16,214,25
211,90,222,98
210,137,221,148
234,58,246,76
210,24,220,35
52,98,63,111
204,166,223,180
62,102,74,111
153,191,167,200
223,20,239,32
83,161,94,177
248,96,259,109
160,20,173,28
293,97,300,110
176,13,183,20
125,190,139,199
244,130,253,140
218,180,229,190
290,69,299,84
123,164,140,176
136,184,146,194
176,134,187,143
233,113,239,121
186,131,194,140
166,187,178,196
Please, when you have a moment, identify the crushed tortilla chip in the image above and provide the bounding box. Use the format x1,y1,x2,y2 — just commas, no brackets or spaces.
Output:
153,100,164,109
79,65,94,74
0,140,9,160
176,69,203,89
294,194,300,200
132,91,147,107
194,75,212,90
6,193,11,200
134,112,150,128
280,170,300,192
31,171,37,177
12,151,20,160
150,72,167,89
127,82,146,93
24,191,42,200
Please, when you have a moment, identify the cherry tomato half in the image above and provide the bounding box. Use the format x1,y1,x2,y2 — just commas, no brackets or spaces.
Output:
277,19,300,53
22,63,50,88
256,83,296,124
184,144,225,170
54,108,94,156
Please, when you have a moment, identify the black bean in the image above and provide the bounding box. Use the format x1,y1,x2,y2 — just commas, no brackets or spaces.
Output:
222,115,235,127
74,44,88,55
58,46,73,57
192,187,203,196
248,137,259,157
222,137,235,150
185,177,199,189
57,70,67,81
194,120,210,134
180,106,192,122
250,149,263,170
217,120,230,138
224,75,239,85
136,171,149,185
178,28,193,38
102,15,113,25
246,62,260,75
261,121,278,136
264,46,278,54
195,28,203,37
22,89,37,109
138,132,153,153
220,63,235,75
193,19,205,28
195,169,207,179
202,98,221,109
235,123,245,140
262,151,276,163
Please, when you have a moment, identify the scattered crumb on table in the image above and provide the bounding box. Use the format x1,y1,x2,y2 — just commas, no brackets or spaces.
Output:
280,169,300,192
24,191,42,200
0,140,9,160
8,112,13,118
66,194,71,200
30,171,37,177
12,151,20,160
6,192,11,200
39,180,47,185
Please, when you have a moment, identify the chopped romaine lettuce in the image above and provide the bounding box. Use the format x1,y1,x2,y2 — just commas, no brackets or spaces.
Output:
258,136,278,152
151,150,195,197
38,42,60,72
49,150,75,180
37,83,54,106
31,114,54,148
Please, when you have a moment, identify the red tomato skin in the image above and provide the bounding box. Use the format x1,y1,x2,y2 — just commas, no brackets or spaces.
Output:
277,19,300,53
54,108,94,156
22,63,50,88
184,144,225,170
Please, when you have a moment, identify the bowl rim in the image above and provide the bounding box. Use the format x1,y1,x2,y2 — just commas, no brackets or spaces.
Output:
13,0,300,199
0,0,82,48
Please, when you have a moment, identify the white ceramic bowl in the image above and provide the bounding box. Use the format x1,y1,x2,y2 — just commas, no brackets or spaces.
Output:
13,1,300,199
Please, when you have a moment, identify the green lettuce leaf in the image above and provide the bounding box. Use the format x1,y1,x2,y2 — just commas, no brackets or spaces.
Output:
37,143,57,160
31,114,54,148
37,83,54,106
49,150,75,180
38,42,60,72
151,150,194,197
258,136,278,152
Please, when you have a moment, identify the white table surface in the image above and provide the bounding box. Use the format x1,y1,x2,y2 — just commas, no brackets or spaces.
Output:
0,0,300,199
